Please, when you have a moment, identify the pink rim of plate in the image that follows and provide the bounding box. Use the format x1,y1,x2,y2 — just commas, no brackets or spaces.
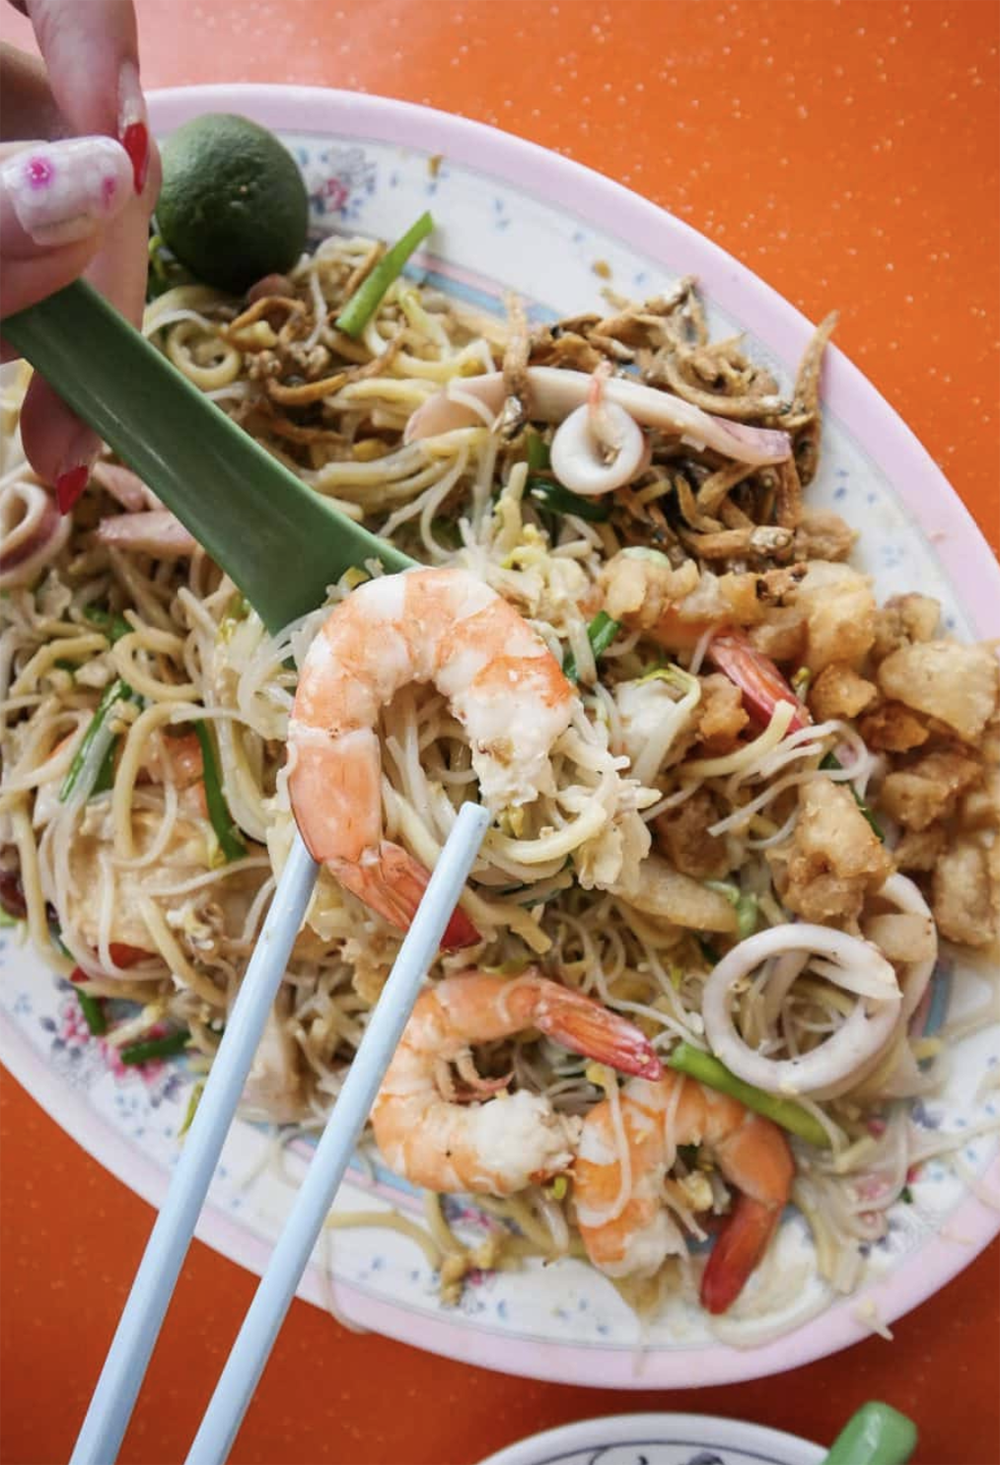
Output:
3,84,998,1393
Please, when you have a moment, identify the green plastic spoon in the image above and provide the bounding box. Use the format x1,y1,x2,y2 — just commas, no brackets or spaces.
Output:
820,1402,918,1465
1,280,415,634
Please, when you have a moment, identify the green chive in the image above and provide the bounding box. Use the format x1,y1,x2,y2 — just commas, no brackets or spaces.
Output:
54,659,77,674
820,752,885,841
60,678,134,802
900,1185,913,1204
668,1042,830,1147
335,212,434,337
83,605,131,642
120,1029,190,1066
193,721,247,862
74,986,107,1036
50,927,74,962
563,611,621,684
528,478,611,523
525,430,551,471
178,1081,205,1138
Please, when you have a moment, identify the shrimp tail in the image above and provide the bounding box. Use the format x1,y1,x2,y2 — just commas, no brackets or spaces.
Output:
699,1193,783,1314
708,631,810,733
333,841,480,952
533,985,663,1080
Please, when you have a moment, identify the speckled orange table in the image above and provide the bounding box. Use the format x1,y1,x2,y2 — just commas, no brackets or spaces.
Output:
1,3,998,1463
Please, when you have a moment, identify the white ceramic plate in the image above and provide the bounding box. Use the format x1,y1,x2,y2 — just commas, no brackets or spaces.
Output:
478,1413,823,1465
2,84,998,1389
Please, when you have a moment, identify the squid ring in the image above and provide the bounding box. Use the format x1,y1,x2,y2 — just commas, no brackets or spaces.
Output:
702,924,902,1100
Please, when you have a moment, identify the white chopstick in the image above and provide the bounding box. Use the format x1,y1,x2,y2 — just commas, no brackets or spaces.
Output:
71,833,320,1465
185,801,490,1465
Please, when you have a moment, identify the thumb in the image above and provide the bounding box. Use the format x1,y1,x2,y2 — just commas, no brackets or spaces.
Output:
0,136,134,321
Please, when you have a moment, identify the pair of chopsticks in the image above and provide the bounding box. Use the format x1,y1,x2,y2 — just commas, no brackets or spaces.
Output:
71,804,490,1465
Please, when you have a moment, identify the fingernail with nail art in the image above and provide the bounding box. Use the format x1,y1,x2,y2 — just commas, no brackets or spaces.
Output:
118,60,150,193
2,137,133,248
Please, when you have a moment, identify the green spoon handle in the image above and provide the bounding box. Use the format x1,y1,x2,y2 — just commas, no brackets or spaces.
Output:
2,280,414,633
821,1402,918,1465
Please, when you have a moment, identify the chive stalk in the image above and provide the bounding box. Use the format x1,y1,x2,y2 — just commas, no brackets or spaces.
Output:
667,1041,830,1147
335,212,434,337
193,721,247,862
563,611,621,684
83,605,131,642
528,478,611,522
120,1029,190,1066
70,971,107,1036
60,679,134,803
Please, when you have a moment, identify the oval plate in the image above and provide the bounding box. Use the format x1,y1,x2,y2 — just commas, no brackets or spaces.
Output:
478,1412,823,1465
2,84,998,1389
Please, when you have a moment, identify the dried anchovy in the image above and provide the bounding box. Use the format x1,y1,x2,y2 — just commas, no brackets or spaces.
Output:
773,455,804,529
673,472,723,533
648,350,788,421
695,459,756,516
679,524,795,560
781,310,838,487
341,239,385,301
529,330,604,373
226,295,306,346
265,335,402,406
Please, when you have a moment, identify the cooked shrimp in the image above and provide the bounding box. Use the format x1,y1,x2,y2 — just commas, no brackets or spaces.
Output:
371,969,662,1196
287,567,578,948
574,1072,793,1314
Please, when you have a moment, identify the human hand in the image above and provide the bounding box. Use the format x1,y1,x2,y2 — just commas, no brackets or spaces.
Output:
0,0,159,508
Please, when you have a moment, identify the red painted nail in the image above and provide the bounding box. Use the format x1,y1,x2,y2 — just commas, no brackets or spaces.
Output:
55,466,89,515
121,121,149,194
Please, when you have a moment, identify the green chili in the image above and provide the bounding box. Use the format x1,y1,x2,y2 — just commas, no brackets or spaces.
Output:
820,752,885,841
193,721,247,862
667,1041,830,1147
120,1028,191,1066
563,611,621,684
60,679,134,803
528,478,611,522
83,605,131,642
335,212,434,337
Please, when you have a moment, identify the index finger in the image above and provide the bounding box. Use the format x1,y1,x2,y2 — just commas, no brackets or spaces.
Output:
22,0,149,193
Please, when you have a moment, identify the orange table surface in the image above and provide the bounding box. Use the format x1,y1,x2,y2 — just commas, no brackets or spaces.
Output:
1,3,998,1464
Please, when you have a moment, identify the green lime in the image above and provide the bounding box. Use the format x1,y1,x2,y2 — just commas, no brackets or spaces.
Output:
156,114,309,294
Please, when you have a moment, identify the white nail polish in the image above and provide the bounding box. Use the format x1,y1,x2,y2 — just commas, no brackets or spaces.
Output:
1,137,134,247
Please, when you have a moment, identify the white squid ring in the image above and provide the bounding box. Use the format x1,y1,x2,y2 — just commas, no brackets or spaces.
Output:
702,924,902,1100
550,402,647,495
0,479,70,589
